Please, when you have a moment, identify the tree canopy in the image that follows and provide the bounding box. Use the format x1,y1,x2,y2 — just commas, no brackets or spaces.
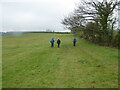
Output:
62,0,119,47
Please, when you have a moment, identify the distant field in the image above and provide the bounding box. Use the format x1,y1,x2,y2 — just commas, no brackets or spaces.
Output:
2,33,118,88
0,35,2,89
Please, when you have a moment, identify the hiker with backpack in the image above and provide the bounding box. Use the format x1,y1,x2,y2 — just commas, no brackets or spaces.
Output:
73,38,77,46
57,38,61,48
50,38,55,47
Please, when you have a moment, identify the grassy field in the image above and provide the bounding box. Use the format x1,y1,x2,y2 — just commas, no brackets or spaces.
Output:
2,33,118,88
0,35,2,89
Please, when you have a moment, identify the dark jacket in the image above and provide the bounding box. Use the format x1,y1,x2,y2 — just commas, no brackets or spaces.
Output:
57,39,61,44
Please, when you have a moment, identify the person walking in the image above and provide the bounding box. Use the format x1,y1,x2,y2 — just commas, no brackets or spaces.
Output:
73,38,77,46
57,38,61,48
50,38,55,47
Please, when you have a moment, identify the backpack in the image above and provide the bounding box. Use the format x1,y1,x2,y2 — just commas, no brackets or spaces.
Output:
50,39,54,43
73,38,77,42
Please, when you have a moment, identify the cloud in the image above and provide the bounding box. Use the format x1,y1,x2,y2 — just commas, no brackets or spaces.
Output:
1,0,80,32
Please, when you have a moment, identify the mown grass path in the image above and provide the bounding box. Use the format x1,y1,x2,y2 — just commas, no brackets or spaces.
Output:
2,33,118,88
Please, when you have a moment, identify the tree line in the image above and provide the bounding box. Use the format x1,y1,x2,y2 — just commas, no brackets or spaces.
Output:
62,0,120,48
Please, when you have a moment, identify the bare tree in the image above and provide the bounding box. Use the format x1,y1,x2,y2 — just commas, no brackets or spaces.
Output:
62,0,119,46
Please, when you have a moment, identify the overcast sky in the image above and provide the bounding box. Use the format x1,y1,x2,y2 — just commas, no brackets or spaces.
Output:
1,0,80,32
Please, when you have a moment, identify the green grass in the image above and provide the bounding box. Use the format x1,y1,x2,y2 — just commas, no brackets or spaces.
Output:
2,33,118,88
0,35,2,89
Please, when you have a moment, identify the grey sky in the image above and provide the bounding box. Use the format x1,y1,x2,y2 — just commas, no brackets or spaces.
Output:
1,0,80,32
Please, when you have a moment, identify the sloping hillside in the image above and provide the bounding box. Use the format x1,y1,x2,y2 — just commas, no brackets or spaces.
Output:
2,33,118,88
